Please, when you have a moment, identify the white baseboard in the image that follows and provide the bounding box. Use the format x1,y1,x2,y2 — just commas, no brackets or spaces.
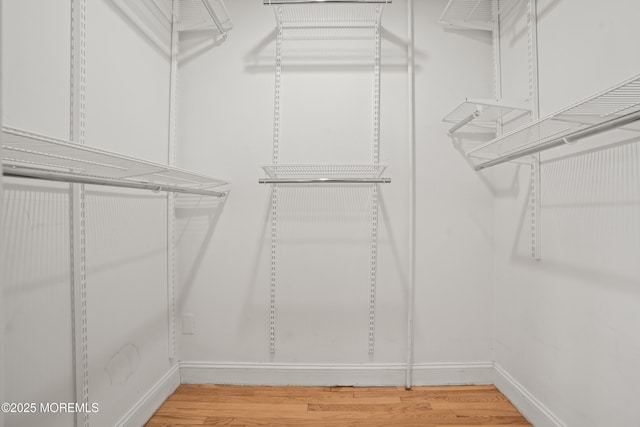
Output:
412,362,494,385
115,364,180,427
119,361,565,427
494,363,566,427
179,361,494,387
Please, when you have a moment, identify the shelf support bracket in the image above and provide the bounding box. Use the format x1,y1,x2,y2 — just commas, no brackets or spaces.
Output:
531,154,541,260
70,1,90,426
527,0,541,259
269,10,284,356
167,0,180,364
368,4,383,358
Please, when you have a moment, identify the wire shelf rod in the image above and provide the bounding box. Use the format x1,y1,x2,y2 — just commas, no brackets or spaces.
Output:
2,125,228,187
466,74,640,158
259,178,391,184
260,164,388,181
474,108,640,170
264,0,391,4
448,110,481,134
280,23,377,29
4,165,227,197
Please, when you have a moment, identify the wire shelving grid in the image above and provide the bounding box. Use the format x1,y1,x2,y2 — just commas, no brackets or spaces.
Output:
2,126,228,196
439,0,501,31
467,74,640,167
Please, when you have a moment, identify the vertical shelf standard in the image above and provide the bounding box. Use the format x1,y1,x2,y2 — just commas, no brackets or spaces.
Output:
261,0,390,359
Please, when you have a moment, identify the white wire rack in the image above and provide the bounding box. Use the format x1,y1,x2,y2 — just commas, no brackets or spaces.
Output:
268,2,385,30
439,0,499,31
1,126,228,197
176,0,232,35
468,74,640,170
152,0,232,36
260,164,390,183
444,98,530,134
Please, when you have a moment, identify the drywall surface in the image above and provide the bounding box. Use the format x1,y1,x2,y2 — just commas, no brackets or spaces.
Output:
2,0,174,426
496,0,640,425
83,1,173,425
1,2,74,426
176,0,495,374
0,4,5,426
412,0,495,366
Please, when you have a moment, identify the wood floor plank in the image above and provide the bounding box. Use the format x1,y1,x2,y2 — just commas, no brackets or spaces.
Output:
429,401,521,411
155,402,308,418
146,384,532,426
402,394,509,404
253,386,332,395
307,402,405,412
202,418,435,426
145,416,205,425
168,393,391,405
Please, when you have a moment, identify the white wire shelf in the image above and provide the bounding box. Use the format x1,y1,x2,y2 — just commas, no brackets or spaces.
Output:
1,126,228,197
268,2,385,30
444,98,530,134
467,74,640,170
263,0,389,3
152,0,232,36
176,0,232,36
439,0,500,31
259,164,390,184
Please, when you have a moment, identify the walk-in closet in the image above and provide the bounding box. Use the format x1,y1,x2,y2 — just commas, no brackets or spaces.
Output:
2,0,639,426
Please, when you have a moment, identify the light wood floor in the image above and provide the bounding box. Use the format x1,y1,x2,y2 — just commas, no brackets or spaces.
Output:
146,384,532,426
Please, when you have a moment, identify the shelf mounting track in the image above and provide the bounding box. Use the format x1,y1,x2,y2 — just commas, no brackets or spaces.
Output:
262,0,388,357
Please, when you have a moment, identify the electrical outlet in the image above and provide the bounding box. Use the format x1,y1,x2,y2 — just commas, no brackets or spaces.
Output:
182,313,195,335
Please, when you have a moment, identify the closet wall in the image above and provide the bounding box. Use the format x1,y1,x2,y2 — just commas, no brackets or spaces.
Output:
2,1,174,426
175,0,496,380
6,0,638,425
0,1,4,421
495,0,640,425
2,3,75,426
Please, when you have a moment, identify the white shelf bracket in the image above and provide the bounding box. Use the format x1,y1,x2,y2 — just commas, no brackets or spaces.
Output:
491,0,503,140
531,155,541,260
269,9,284,356
368,3,383,358
70,0,89,426
528,0,541,259
167,0,180,364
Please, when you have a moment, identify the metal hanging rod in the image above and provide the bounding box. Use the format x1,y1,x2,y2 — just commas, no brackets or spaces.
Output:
448,109,480,134
474,109,640,171
259,178,391,184
264,0,391,4
4,165,227,197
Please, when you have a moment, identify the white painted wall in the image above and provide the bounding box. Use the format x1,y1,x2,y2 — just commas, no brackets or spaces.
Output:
0,3,4,426
413,0,495,365
176,0,495,375
495,0,640,425
2,0,174,426
2,2,74,426
9,0,639,425
84,2,173,424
